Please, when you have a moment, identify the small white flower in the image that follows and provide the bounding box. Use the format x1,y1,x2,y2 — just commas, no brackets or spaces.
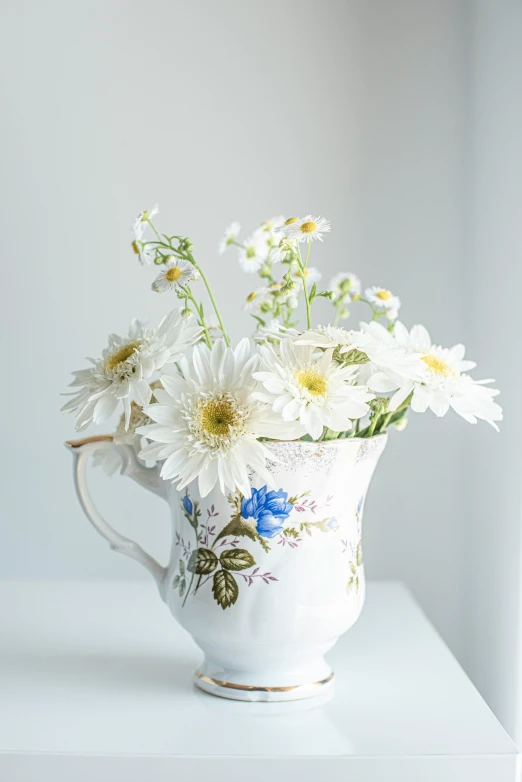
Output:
270,236,296,263
62,311,201,431
243,286,271,313
152,258,199,293
365,286,401,319
218,222,241,254
132,204,159,241
251,218,284,255
285,215,331,243
254,339,373,440
259,215,285,233
292,266,322,287
131,239,155,266
330,272,361,302
137,339,301,497
237,234,266,273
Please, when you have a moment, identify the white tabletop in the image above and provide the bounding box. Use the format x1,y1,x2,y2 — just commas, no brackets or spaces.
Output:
0,580,518,782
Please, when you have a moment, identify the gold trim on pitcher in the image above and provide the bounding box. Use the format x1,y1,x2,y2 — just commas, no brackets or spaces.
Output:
65,435,114,448
194,671,334,692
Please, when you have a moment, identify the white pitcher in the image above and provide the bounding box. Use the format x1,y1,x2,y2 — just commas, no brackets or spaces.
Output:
67,434,387,701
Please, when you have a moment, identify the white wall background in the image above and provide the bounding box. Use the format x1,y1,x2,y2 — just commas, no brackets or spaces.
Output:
1,0,521,741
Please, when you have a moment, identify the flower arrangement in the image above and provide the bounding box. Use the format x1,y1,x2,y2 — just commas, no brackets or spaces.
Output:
63,206,502,498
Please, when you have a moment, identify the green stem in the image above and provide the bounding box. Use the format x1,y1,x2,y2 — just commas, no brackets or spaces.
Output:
187,251,231,347
304,240,312,267
366,413,380,438
185,287,211,348
296,243,312,329
378,411,393,432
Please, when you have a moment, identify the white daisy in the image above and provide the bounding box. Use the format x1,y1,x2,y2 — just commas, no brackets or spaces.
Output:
218,222,241,254
297,324,424,392
285,215,331,243
365,286,401,319
386,322,502,428
132,204,159,241
152,258,199,293
330,272,361,302
253,320,299,343
131,239,155,266
292,266,322,287
253,339,374,440
61,311,201,431
243,286,271,313
137,339,302,497
237,234,266,273
355,320,428,405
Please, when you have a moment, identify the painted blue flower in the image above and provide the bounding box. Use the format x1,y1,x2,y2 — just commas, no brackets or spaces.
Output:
241,486,294,539
357,495,364,515
183,495,193,515
327,517,339,531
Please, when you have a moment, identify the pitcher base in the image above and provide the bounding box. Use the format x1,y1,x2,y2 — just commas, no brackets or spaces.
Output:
193,668,335,702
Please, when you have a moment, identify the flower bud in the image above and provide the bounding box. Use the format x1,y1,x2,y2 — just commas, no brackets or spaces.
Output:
181,308,194,320
164,255,176,265
393,415,408,431
369,397,389,414
281,279,297,295
154,255,164,265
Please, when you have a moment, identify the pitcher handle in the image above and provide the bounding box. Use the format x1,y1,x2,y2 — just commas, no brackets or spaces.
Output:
66,435,168,601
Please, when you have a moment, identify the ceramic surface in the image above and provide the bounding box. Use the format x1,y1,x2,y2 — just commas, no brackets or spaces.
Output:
67,435,387,701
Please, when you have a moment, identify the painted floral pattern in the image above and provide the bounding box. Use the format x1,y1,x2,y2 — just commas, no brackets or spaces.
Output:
342,495,364,594
172,485,340,610
241,487,293,538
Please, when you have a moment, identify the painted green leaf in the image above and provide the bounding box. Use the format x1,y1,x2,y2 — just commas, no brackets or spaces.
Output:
179,578,186,597
356,541,363,567
172,574,180,589
179,559,185,576
220,549,255,572
347,577,354,594
212,570,239,609
187,548,219,575
214,512,271,552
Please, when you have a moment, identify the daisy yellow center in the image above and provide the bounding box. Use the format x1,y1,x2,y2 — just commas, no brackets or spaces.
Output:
376,289,392,301
284,217,299,225
131,240,140,254
246,292,257,302
246,246,256,258
165,266,182,282
296,369,328,397
300,221,317,234
421,354,453,376
294,268,309,279
200,399,238,436
106,342,140,370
